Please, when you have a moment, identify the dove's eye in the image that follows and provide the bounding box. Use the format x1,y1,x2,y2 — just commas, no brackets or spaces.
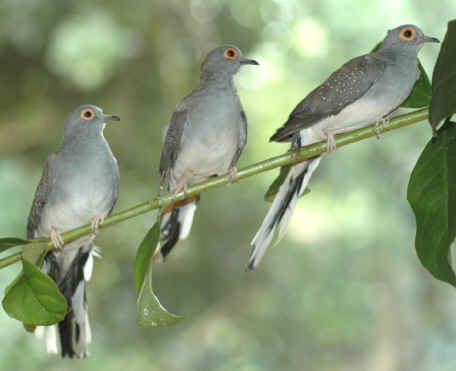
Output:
81,108,95,120
400,27,416,41
224,48,238,60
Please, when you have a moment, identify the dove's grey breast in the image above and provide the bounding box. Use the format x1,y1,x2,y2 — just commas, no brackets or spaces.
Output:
38,135,119,236
172,84,244,185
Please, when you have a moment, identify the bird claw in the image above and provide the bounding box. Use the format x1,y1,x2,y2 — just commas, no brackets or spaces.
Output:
325,131,337,153
173,184,189,198
228,167,239,183
50,229,64,250
374,117,390,139
91,216,104,236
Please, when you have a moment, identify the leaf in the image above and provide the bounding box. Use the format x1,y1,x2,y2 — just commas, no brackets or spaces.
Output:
407,120,456,286
134,222,183,327
400,61,432,108
2,260,67,325
0,237,30,252
136,262,183,328
134,222,160,293
430,20,456,131
264,165,310,203
22,242,48,266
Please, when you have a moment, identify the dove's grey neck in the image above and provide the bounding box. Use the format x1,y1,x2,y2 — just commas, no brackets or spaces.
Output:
200,71,235,89
374,46,420,65
62,126,106,151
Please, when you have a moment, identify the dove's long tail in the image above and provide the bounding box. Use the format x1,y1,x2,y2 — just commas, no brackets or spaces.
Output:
155,197,199,261
249,153,321,270
35,244,95,358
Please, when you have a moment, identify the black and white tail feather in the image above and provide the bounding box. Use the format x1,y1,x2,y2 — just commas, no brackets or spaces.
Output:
155,201,198,261
249,133,321,269
35,244,99,358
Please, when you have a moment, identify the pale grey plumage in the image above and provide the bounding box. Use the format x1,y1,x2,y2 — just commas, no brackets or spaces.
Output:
28,104,120,358
249,25,439,270
156,45,258,260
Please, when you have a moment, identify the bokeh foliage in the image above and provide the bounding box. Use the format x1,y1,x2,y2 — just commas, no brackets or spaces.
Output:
1,1,456,370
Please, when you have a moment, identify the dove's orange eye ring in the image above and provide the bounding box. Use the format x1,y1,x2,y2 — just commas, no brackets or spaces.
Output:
224,48,238,60
400,27,416,41
81,108,95,120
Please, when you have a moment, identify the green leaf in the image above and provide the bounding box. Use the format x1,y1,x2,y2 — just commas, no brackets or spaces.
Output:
22,242,48,266
264,165,310,203
136,262,183,328
430,20,456,131
134,222,183,327
407,121,456,286
0,237,30,252
2,259,67,325
134,222,160,293
401,61,432,108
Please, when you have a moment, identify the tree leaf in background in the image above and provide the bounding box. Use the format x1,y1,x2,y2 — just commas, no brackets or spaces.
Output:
2,259,67,325
430,20,456,131
400,61,432,108
264,165,310,202
0,237,30,252
407,120,456,286
134,221,183,327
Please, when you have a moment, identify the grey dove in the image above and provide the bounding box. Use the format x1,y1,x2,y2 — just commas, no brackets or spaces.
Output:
249,24,439,269
155,45,258,260
27,105,120,358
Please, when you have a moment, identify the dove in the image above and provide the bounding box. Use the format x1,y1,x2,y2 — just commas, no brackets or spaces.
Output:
155,45,259,261
28,105,120,357
249,24,439,269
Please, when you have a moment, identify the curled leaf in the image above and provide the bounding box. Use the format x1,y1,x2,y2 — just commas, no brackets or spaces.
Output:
134,222,183,327
136,262,183,328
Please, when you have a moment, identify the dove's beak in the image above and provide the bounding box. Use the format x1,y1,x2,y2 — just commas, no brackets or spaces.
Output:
240,58,260,66
423,36,440,43
103,114,121,122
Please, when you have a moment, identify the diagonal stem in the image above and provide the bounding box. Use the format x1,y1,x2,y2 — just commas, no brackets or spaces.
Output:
0,108,430,268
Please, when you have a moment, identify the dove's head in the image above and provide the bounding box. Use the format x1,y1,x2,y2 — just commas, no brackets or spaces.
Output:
379,24,439,55
200,45,259,81
63,104,120,140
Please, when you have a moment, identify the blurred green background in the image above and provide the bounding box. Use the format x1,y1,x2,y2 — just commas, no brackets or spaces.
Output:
1,1,455,370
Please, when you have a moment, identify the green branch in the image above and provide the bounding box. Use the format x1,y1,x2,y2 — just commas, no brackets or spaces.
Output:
0,108,429,268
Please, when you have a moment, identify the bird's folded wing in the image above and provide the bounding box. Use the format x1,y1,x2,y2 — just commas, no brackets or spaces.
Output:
229,109,248,168
271,54,386,142
159,110,189,184
27,153,58,239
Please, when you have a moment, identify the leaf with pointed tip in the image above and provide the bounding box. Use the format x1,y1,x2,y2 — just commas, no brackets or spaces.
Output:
134,222,183,327
136,262,183,328
430,20,456,131
264,165,310,203
2,260,67,325
407,120,456,286
0,237,30,252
